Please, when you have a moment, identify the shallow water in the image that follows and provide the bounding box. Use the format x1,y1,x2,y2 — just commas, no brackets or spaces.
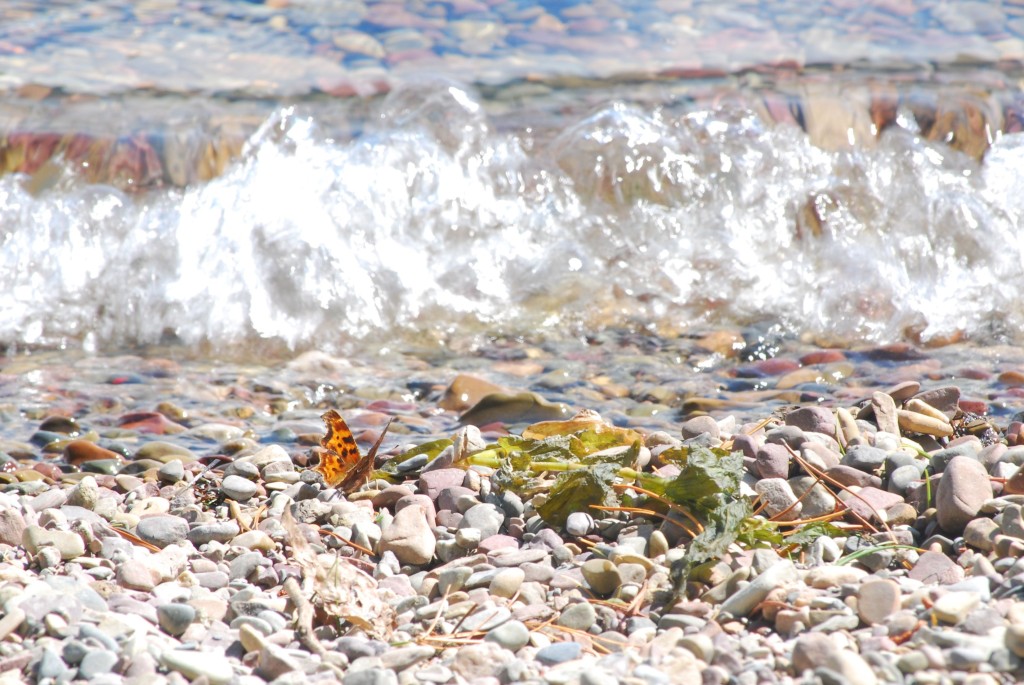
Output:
2,2,1024,355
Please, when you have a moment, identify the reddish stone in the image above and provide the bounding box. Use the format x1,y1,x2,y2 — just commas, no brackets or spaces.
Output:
32,462,63,480
478,534,518,555
799,350,847,365
909,551,964,585
417,468,467,501
117,412,186,435
840,486,904,522
63,440,122,466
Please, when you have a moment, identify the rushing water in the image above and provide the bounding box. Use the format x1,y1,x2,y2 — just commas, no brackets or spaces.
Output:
2,2,1024,355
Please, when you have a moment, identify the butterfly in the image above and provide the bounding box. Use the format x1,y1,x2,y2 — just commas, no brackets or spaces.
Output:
314,410,393,494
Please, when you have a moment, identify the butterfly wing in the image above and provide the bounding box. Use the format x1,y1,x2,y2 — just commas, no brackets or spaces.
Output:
315,410,393,495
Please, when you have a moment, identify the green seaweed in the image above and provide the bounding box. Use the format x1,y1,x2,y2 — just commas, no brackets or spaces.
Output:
536,463,621,528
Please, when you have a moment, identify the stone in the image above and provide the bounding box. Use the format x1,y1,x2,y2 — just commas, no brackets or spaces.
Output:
220,474,258,502
458,503,504,540
160,649,233,685
66,476,100,510
256,645,303,681
842,444,887,472
485,619,530,652
489,568,524,598
0,506,26,546
439,374,507,412
755,444,791,479
870,391,900,435
557,602,596,631
116,559,157,591
136,515,189,548
64,440,121,466
157,603,196,636
792,633,839,673
909,551,965,585
379,504,436,565
680,415,720,440
964,518,999,551
417,469,467,500
345,669,398,685
857,578,900,625
720,560,799,618
188,520,240,545
22,526,85,560
935,456,993,534
581,559,621,596
786,406,837,439
839,487,904,523
565,512,594,536
536,641,581,665
932,591,981,624
77,649,118,679
1006,624,1024,658
753,478,802,521
805,566,866,588
451,641,515,679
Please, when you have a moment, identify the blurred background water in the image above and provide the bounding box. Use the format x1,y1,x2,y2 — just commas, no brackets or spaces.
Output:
3,0,1024,355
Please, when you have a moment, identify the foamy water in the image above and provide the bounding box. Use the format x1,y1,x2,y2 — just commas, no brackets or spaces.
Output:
2,82,1022,353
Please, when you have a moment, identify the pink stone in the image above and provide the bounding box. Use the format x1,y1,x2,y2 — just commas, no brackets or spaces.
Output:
840,487,904,522
478,534,518,555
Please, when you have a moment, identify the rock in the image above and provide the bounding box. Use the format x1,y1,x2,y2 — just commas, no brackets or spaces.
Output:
536,641,581,665
842,444,887,472
136,515,189,548
418,469,467,500
451,642,515,679
157,460,185,484
64,440,121,466
680,415,720,440
964,518,999,551
755,444,791,479
936,456,993,534
187,520,240,545
909,551,965,585
379,504,436,565
805,566,866,588
440,374,507,412
753,478,802,521
220,475,258,502
22,526,85,560
870,391,900,435
489,568,524,598
581,559,621,596
1006,624,1024,658
720,560,799,618
160,649,233,685
66,476,100,510
857,578,901,625
838,487,904,523
557,602,596,631
485,619,530,651
565,512,594,536
157,603,196,636
256,645,304,681
786,406,837,439
345,669,398,685
458,503,504,540
458,391,570,426
791,633,839,673
77,649,118,679
116,559,157,591
932,591,981,624
0,507,26,546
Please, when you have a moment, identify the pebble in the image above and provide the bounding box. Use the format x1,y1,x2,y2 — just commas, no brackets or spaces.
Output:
557,601,596,631
157,603,196,636
136,515,189,548
160,649,234,685
220,474,258,502
856,578,900,625
581,558,621,596
379,503,436,565
485,619,530,651
936,456,993,534
536,641,581,665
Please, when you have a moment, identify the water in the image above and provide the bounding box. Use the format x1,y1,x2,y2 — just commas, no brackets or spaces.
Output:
2,1,1024,355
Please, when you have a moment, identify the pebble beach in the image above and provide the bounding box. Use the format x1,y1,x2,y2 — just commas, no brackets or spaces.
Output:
1,334,1024,684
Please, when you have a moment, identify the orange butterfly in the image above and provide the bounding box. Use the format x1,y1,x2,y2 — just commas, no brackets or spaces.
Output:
314,410,393,494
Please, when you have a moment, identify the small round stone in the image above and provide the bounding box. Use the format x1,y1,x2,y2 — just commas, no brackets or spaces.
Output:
565,512,594,537
557,602,596,631
157,603,196,636
484,619,530,652
582,558,621,596
220,475,258,502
